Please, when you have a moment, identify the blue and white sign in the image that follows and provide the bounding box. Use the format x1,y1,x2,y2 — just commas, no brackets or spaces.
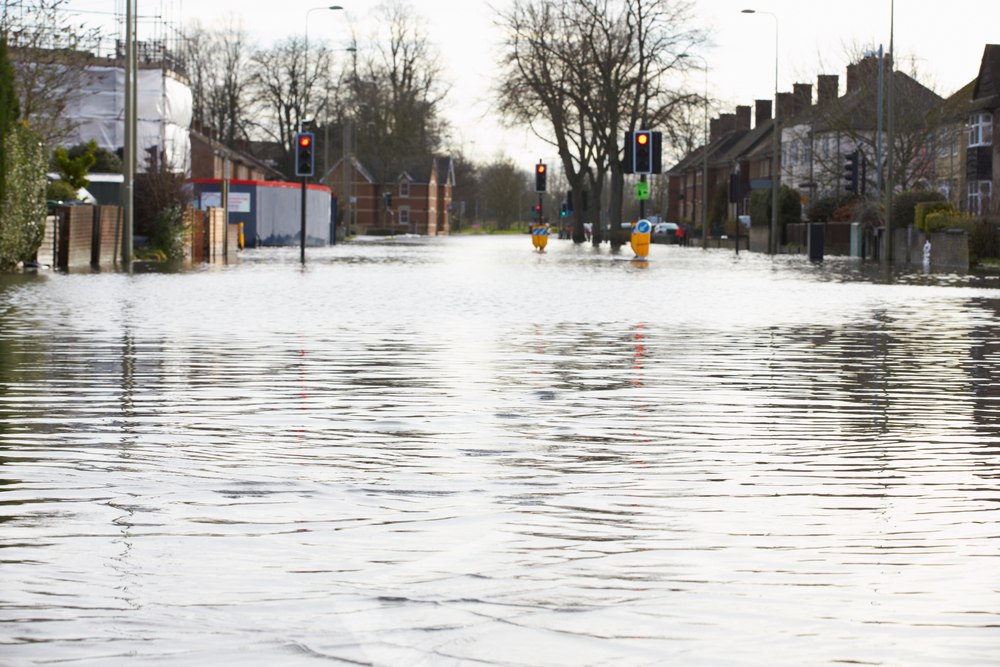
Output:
633,220,651,235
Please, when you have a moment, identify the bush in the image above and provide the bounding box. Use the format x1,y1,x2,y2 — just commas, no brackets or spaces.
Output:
149,206,187,260
749,185,802,228
969,217,1000,264
135,169,192,239
891,190,944,230
915,201,955,233
45,180,78,201
807,193,858,222
0,124,47,270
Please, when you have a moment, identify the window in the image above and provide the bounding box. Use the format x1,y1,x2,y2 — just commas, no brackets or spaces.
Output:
968,180,991,215
398,206,410,224
802,140,811,165
969,113,993,147
399,180,409,198
938,128,948,158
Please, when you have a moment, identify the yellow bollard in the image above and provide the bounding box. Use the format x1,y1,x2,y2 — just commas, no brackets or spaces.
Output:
531,225,540,248
238,222,244,251
537,225,548,251
631,219,651,258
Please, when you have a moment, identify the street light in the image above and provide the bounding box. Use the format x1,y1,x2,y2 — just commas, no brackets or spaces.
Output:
302,6,344,133
742,8,779,255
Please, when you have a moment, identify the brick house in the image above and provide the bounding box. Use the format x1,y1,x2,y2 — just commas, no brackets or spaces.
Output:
189,120,284,182
324,155,454,236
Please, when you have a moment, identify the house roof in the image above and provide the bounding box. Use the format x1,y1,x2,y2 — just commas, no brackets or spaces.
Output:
972,44,1000,107
323,154,454,188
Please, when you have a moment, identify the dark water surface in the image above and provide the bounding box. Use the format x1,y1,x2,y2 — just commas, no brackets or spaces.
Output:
1,235,998,666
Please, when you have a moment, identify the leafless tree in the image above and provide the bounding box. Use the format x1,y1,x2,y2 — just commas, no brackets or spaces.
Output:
250,35,334,176
495,0,704,247
805,52,944,197
185,16,255,148
2,0,101,146
350,0,450,196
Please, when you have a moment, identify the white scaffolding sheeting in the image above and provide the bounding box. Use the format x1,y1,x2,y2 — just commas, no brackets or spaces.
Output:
62,66,192,174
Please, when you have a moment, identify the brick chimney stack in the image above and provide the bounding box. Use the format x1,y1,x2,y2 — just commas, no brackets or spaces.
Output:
793,83,812,112
755,99,772,128
776,92,795,119
736,105,751,131
817,75,839,106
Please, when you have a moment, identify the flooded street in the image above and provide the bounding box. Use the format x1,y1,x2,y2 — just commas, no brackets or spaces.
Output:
1,235,998,666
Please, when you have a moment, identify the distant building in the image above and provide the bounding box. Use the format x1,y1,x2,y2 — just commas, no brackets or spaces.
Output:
324,155,454,235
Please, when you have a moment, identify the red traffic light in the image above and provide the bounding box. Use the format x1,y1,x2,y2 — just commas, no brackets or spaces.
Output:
537,165,545,173
636,133,649,145
299,135,312,147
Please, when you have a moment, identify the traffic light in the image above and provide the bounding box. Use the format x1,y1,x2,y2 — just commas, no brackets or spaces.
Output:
844,151,859,194
560,201,567,217
383,191,392,208
623,131,662,174
295,132,314,177
534,163,547,193
634,131,652,174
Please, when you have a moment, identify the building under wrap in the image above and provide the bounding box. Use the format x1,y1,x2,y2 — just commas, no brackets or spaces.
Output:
59,62,192,174
192,180,335,247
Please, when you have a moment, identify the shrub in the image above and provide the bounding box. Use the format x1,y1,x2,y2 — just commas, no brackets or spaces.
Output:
915,201,955,233
45,179,78,202
749,185,802,228
149,206,188,260
0,124,47,270
807,193,858,222
891,190,944,230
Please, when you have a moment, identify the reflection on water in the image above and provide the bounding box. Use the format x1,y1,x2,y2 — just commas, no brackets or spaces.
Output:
1,236,998,666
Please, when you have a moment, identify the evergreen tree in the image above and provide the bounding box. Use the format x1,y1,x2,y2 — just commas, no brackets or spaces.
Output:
0,36,22,203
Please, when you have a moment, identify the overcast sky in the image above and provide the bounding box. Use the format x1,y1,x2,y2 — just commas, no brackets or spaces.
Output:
68,0,997,170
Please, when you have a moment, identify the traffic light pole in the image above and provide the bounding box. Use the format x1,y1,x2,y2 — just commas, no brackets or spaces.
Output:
301,177,307,264
639,175,646,220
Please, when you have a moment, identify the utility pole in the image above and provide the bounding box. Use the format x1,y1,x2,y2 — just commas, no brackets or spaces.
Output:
885,0,895,264
121,0,135,265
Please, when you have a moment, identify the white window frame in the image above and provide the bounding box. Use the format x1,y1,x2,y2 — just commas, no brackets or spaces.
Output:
969,113,993,147
398,206,410,224
968,180,991,216
399,180,410,198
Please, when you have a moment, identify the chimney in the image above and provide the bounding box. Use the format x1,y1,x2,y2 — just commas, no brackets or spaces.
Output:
720,113,736,135
817,75,839,106
710,117,720,142
776,92,795,119
755,99,772,127
736,105,752,131
793,83,812,112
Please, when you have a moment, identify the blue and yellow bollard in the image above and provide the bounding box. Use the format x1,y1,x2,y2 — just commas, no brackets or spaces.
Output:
531,224,549,252
631,219,651,259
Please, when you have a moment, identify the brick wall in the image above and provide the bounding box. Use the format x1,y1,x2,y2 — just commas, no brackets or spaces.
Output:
57,206,95,268
930,229,969,268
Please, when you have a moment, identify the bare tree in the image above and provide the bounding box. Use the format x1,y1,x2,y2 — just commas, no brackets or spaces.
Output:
806,52,944,197
2,0,101,146
250,35,333,176
185,16,255,148
351,0,450,195
495,0,704,247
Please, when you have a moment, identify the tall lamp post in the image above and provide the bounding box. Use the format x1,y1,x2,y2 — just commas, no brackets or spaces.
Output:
742,9,779,255
303,6,343,133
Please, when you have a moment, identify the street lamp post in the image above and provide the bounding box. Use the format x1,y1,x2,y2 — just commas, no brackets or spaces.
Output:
742,9,779,255
303,6,343,133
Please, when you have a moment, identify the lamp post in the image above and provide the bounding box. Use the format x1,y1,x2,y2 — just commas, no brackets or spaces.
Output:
742,9,779,255
302,6,343,133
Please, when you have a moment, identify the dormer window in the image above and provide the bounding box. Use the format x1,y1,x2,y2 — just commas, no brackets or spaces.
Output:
399,180,410,198
969,113,993,147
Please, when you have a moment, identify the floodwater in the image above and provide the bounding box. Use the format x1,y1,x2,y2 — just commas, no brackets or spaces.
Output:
1,235,998,666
